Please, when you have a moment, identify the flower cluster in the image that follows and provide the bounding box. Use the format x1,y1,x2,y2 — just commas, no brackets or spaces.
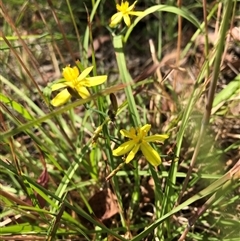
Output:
113,124,169,166
50,1,168,168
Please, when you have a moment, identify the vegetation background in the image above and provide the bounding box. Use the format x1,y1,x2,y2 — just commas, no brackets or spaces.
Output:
0,0,240,240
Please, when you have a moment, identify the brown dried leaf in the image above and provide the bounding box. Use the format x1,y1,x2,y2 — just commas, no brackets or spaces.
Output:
230,27,240,42
141,177,155,203
230,100,240,116
87,35,111,58
88,188,119,221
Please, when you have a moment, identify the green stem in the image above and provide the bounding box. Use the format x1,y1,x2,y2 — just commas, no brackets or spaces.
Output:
113,35,141,127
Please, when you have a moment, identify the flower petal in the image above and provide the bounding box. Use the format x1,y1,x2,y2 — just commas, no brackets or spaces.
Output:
51,83,67,91
120,127,136,138
116,3,122,11
125,143,140,163
62,66,79,81
112,140,135,156
128,1,137,11
140,124,151,133
123,14,131,27
64,81,74,89
141,142,161,166
128,11,144,16
110,13,123,27
81,75,107,87
123,1,130,9
144,134,169,143
116,3,122,12
51,89,71,107
77,66,94,81
75,86,90,99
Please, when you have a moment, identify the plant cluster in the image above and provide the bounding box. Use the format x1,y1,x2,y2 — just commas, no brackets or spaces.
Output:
1,0,239,240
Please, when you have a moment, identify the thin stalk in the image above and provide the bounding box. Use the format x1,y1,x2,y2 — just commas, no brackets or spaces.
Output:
203,0,210,79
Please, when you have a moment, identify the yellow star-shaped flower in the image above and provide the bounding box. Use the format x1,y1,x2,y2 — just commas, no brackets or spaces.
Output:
113,124,169,166
110,1,143,28
51,65,107,107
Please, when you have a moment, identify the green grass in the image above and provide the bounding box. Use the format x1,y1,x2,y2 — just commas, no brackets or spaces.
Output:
1,0,240,240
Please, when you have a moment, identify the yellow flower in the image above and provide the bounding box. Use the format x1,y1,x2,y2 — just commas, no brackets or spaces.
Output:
51,65,107,107
113,124,169,166
110,1,143,28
